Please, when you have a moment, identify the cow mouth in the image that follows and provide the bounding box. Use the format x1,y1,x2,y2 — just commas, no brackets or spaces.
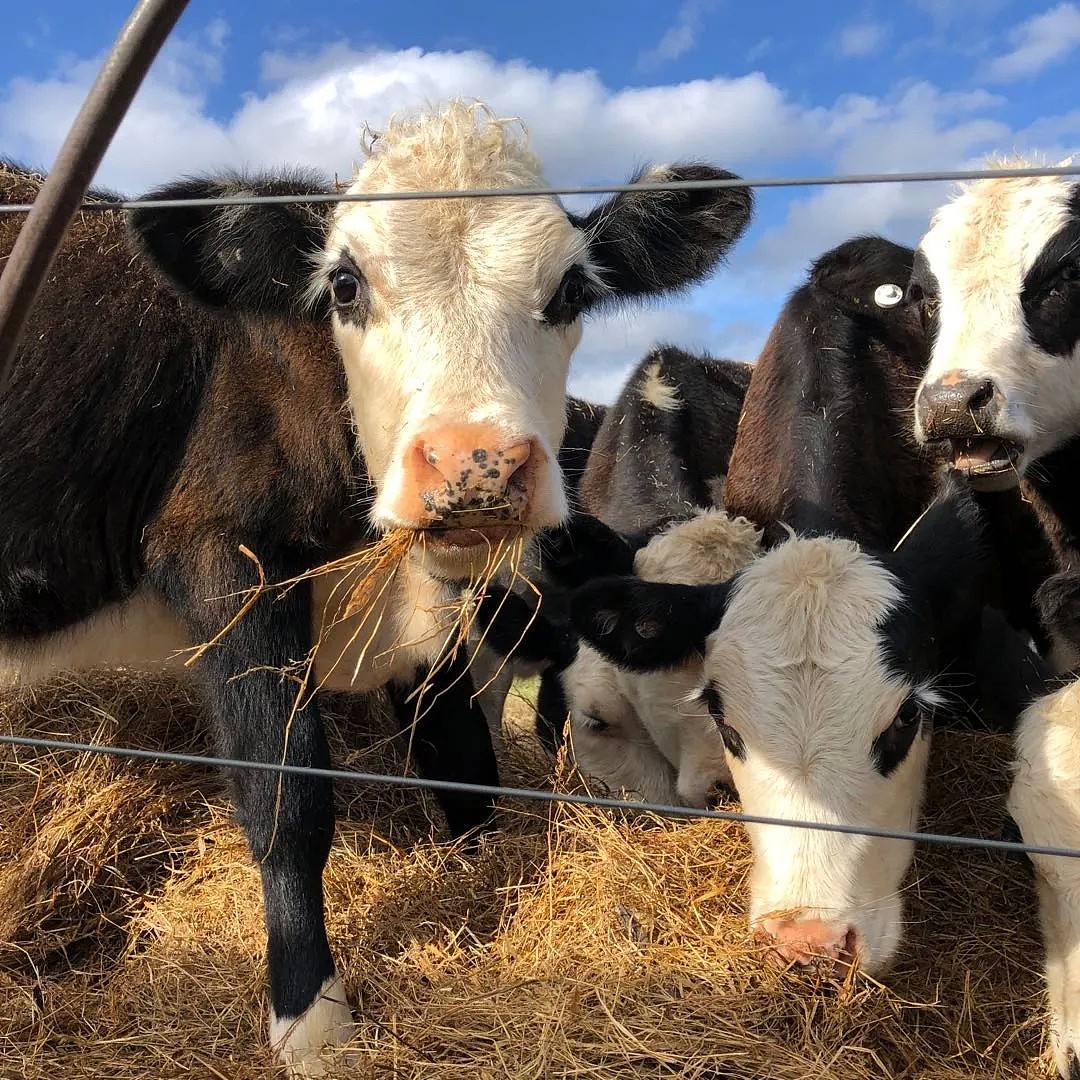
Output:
948,437,1022,486
422,522,527,549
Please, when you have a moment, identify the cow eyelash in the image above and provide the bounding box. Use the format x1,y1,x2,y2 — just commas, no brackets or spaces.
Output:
580,712,608,734
542,265,592,326
701,683,746,760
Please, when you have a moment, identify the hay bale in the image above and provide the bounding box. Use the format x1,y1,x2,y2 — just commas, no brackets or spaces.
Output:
0,672,1055,1079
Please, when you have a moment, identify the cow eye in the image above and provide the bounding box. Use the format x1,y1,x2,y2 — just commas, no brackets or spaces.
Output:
579,711,609,734
543,266,591,326
870,697,924,777
330,268,363,307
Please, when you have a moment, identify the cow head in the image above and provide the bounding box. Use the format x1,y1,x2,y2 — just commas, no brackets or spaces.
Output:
570,473,989,977
912,157,1080,488
129,100,753,579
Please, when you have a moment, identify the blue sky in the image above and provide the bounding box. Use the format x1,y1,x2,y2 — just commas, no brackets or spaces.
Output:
3,0,1079,401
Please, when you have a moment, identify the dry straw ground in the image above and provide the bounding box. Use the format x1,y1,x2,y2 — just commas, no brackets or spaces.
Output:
0,668,1054,1079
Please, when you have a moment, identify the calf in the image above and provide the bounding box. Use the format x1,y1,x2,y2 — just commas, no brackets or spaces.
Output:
907,159,1080,1079
477,508,761,806
567,234,1050,982
522,346,753,752
0,100,753,1074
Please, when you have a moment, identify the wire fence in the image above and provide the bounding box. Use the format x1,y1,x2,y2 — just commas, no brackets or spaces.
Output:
2,2,1080,877
0,724,1066,859
2,162,1080,214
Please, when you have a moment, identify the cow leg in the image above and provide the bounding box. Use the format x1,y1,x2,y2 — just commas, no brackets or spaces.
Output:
535,670,570,753
387,646,500,841
150,551,351,1076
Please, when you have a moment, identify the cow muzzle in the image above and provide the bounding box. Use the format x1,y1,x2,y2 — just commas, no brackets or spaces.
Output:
754,917,860,979
395,421,543,547
914,373,1021,490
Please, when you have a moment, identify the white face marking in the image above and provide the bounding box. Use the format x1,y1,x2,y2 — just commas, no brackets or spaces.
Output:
699,535,935,975
319,103,597,556
873,283,903,308
915,159,1080,466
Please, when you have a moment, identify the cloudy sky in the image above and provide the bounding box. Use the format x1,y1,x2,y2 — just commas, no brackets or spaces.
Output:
3,0,1078,402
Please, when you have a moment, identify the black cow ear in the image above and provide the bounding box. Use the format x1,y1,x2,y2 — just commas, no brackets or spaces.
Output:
471,584,577,671
570,575,731,671
574,163,753,305
539,513,641,589
128,168,332,320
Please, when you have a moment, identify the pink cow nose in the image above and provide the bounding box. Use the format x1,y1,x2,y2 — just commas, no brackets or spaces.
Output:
755,917,859,977
393,421,542,543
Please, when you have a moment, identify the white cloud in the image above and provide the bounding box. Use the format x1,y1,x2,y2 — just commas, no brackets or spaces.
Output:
637,0,720,71
837,22,888,58
982,3,1080,82
739,82,1013,293
745,37,773,63
3,25,1077,408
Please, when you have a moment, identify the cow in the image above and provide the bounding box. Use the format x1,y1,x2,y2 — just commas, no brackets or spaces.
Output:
561,233,1051,984
0,100,754,1075
474,507,761,807
905,158,1080,1080
509,345,753,754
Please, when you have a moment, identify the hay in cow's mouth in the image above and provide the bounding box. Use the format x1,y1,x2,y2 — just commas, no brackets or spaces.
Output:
948,436,1022,478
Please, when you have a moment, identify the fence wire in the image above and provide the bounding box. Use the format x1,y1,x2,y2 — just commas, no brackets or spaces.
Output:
0,727,1068,860
2,162,1080,215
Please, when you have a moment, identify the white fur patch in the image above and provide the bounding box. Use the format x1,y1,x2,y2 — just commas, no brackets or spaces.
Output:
1008,676,1080,1079
638,360,682,413
269,973,357,1077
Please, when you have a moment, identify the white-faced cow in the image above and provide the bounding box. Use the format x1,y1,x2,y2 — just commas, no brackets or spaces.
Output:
0,100,754,1075
566,234,1050,983
475,507,761,807
906,158,1080,1080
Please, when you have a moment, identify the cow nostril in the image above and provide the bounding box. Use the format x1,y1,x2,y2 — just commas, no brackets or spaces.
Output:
966,379,996,413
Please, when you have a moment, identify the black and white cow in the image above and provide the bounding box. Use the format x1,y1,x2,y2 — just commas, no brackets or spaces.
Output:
0,100,754,1074
905,158,1080,1080
565,234,1051,982
513,345,753,753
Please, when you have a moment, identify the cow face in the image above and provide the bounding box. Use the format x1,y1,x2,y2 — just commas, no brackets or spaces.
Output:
570,475,987,978
315,102,754,576
130,100,753,580
912,160,1080,488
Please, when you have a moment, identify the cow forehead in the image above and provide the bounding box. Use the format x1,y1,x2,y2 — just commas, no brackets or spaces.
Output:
330,196,587,307
324,102,589,305
708,538,905,735
921,173,1074,295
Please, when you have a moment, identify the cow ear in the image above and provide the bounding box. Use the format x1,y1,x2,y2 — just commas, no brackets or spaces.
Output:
127,168,332,320
570,576,731,671
539,513,642,589
575,163,753,304
471,584,577,672
888,469,990,640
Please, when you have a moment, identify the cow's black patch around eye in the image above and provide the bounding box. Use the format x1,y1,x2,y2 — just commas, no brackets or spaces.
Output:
870,696,923,778
1021,213,1080,357
702,682,746,761
543,266,593,326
